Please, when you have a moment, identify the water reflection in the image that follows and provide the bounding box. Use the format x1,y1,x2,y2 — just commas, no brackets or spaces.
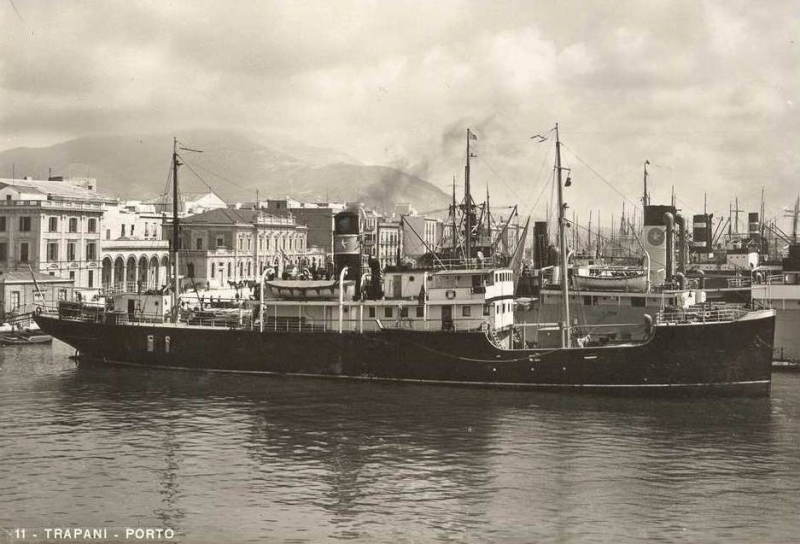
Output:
1,346,796,543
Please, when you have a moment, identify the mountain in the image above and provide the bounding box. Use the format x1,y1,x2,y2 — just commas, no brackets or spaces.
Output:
0,130,449,214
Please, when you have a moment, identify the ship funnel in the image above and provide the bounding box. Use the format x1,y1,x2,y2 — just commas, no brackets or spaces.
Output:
334,210,364,296
643,205,675,287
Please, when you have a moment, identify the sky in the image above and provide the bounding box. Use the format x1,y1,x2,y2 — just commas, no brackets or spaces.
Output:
1,0,799,229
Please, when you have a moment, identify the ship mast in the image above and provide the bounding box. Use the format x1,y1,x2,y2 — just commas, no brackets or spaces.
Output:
555,124,571,347
451,175,458,256
486,185,491,254
171,138,181,323
642,160,650,207
465,129,474,263
169,138,202,323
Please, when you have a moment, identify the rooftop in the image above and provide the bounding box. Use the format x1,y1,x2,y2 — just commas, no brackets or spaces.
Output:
0,178,115,203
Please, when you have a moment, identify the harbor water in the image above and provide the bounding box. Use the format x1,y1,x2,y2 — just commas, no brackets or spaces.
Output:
1,341,798,543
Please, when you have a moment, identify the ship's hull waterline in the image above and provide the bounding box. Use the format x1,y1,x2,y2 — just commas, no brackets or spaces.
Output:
35,311,775,396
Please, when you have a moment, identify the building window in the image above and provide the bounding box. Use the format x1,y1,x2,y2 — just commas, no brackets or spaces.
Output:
0,216,5,232
58,289,67,301
88,218,97,233
69,271,75,280
144,223,150,237
88,270,94,287
11,291,20,310
69,218,78,233
187,263,195,278
400,307,408,318
19,242,29,262
121,225,126,237
196,238,203,250
86,242,96,261
216,237,224,248
49,217,58,232
106,229,111,240
227,262,232,277
67,242,76,261
210,263,215,278
47,242,59,262
0,242,6,261
19,216,31,232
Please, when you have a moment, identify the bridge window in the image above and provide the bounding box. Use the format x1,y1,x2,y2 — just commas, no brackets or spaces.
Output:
462,306,471,317
384,307,393,318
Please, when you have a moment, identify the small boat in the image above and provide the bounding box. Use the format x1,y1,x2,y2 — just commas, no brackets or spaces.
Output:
573,267,648,292
0,332,53,345
265,279,352,300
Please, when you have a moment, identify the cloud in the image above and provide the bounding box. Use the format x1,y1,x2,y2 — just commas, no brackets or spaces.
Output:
1,0,798,220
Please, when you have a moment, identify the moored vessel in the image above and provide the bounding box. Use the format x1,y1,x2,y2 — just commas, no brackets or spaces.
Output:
34,130,776,396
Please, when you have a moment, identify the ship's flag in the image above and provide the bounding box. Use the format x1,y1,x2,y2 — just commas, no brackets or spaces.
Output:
468,130,478,140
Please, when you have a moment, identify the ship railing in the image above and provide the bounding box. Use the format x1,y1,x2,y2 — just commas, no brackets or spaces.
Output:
377,316,483,333
765,274,784,284
432,257,501,271
655,306,747,324
726,277,751,288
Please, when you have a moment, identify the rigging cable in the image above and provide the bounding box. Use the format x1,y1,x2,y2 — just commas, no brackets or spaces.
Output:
177,157,227,201
559,142,643,214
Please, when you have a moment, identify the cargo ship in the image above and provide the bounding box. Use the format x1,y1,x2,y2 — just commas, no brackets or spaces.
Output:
34,130,776,395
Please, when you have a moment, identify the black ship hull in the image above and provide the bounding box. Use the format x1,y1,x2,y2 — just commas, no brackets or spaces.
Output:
35,312,775,396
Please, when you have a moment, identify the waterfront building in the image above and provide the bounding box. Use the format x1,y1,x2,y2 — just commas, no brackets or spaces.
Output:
0,269,73,319
264,198,345,257
0,177,172,294
99,201,171,293
376,220,402,268
400,214,441,260
361,208,380,260
0,177,111,290
167,208,310,290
